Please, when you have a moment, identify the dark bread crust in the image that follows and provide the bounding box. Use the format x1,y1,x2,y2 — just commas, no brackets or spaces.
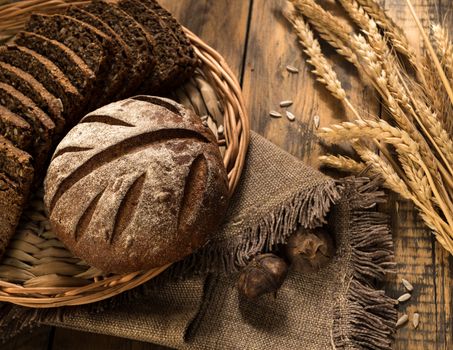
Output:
81,0,157,97
0,105,32,150
45,96,229,273
0,45,82,118
14,31,95,120
0,61,65,134
25,14,114,109
0,135,34,259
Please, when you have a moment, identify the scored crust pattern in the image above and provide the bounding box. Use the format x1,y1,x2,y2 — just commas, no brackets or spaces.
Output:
44,96,229,274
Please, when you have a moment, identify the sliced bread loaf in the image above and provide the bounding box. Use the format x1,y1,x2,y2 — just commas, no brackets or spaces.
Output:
0,105,32,150
118,0,190,93
0,45,82,119
25,14,123,108
0,82,55,175
139,0,197,84
81,0,156,97
14,31,96,112
0,61,65,134
64,7,132,103
0,135,34,260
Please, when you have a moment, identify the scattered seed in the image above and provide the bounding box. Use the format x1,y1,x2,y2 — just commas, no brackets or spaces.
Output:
280,100,293,108
396,314,409,328
217,125,224,134
286,65,299,74
286,111,296,122
314,115,320,129
270,110,282,118
397,293,411,302
413,313,420,329
402,278,414,292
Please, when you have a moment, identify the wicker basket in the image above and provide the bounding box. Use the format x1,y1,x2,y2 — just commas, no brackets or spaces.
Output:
0,1,250,308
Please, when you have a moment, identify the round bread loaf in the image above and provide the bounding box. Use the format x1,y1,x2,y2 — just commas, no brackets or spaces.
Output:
44,96,229,273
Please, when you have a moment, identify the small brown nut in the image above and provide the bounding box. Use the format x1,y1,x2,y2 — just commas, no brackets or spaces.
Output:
237,253,289,299
285,227,335,273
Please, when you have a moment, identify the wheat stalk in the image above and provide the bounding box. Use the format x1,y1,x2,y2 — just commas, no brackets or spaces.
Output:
431,24,453,83
352,141,413,199
286,0,453,254
355,0,417,65
319,154,366,173
283,4,346,102
289,0,358,65
320,119,453,227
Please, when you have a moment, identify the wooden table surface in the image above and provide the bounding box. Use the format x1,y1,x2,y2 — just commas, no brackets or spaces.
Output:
5,0,452,349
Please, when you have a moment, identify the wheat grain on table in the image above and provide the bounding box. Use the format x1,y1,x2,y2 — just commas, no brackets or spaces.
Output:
4,0,452,349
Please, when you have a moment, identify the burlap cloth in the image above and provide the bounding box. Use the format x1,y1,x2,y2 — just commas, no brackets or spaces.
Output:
1,131,397,349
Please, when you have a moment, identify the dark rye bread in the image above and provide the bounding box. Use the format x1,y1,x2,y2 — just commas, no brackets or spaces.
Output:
44,96,229,273
0,135,34,259
118,0,192,94
0,45,82,118
0,105,32,150
14,31,96,114
26,14,122,107
140,0,197,83
81,0,156,97
0,61,65,134
64,7,132,102
0,82,55,175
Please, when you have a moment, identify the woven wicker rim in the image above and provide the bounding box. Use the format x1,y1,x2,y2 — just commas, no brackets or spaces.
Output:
0,19,250,307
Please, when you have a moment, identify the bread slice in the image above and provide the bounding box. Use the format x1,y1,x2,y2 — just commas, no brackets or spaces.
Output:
14,31,96,113
117,0,191,94
25,13,125,108
139,0,197,85
0,61,65,134
0,135,34,260
64,7,133,103
0,105,32,150
0,45,82,120
0,82,55,175
81,0,156,97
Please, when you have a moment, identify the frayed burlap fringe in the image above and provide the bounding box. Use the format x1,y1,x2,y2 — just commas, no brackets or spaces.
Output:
167,178,341,276
332,178,398,350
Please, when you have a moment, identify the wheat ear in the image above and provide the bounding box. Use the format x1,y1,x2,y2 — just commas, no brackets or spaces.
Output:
321,119,453,229
355,0,416,64
319,154,366,173
352,141,413,199
405,0,453,108
431,24,453,83
283,4,346,102
289,0,358,65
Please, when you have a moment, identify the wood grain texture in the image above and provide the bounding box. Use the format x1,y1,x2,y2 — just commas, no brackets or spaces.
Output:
382,1,452,349
9,0,453,349
241,0,378,165
159,0,251,78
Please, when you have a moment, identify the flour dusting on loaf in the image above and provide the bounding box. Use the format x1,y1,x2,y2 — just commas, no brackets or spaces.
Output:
44,96,229,273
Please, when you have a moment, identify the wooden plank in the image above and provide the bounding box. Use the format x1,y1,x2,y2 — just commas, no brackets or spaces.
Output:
159,0,251,78
51,329,171,350
3,326,53,350
241,0,378,165
382,0,452,349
